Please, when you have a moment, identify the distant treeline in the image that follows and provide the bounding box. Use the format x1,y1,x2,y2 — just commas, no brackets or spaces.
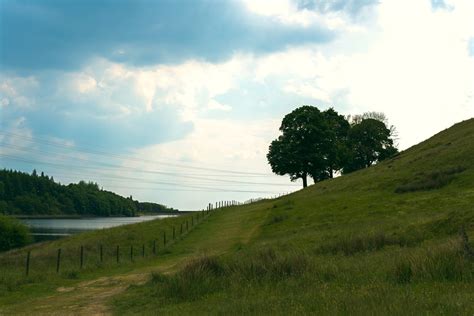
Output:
0,169,177,216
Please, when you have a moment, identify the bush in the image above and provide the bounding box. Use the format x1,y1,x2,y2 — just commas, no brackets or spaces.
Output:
0,215,31,252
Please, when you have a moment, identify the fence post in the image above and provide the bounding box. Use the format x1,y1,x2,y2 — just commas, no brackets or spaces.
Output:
130,245,134,262
56,248,61,273
163,231,167,246
186,220,188,231
191,216,194,226
80,246,84,269
173,227,176,240
153,240,156,255
25,251,31,276
142,244,145,258
180,223,183,235
100,244,103,263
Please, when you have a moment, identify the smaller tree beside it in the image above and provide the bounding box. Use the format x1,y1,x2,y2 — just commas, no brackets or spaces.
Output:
343,118,398,174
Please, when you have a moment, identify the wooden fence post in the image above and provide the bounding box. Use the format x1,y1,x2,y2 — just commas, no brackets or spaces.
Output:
142,244,145,258
130,245,134,262
116,245,120,263
180,223,183,235
80,246,84,269
163,231,167,246
100,244,103,263
25,251,31,276
173,227,176,240
56,248,61,273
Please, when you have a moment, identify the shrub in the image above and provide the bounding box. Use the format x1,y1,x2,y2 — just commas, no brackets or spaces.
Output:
0,215,31,252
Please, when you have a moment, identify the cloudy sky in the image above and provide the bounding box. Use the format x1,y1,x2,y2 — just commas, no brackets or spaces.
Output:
1,0,473,210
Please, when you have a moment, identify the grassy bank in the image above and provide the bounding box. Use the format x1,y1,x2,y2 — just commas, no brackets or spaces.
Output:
112,119,474,314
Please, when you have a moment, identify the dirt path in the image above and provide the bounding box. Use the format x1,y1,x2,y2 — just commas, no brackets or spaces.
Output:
2,205,270,315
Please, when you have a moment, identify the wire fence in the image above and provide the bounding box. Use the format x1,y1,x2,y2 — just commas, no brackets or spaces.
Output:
0,196,289,284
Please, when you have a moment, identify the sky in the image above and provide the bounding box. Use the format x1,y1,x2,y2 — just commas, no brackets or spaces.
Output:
1,0,473,210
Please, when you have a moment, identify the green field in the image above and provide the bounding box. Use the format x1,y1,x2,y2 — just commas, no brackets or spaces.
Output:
1,119,474,314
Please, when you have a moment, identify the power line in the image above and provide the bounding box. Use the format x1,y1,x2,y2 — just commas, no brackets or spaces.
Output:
0,154,296,194
0,144,298,187
53,178,286,194
0,130,274,176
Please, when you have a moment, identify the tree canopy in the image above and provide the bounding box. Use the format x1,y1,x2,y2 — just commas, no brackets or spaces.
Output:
0,169,178,216
267,106,398,188
343,118,398,174
267,106,331,188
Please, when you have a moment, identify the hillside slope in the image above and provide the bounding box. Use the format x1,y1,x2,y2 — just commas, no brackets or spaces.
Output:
1,119,473,314
114,118,474,314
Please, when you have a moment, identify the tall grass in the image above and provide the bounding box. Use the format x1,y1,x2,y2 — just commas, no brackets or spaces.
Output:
395,166,466,193
316,231,422,256
393,237,474,284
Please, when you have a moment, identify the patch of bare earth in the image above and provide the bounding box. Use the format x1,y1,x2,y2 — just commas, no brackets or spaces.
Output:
25,273,150,315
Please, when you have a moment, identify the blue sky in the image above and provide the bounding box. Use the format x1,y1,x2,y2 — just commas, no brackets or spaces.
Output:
1,0,473,209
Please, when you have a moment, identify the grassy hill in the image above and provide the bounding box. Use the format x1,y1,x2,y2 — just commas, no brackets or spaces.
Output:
1,118,474,314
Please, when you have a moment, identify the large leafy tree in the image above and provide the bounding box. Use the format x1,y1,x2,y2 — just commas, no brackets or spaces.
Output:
343,118,398,174
319,108,350,180
267,106,331,188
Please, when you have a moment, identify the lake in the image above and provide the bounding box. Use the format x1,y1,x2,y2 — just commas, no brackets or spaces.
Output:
21,215,178,241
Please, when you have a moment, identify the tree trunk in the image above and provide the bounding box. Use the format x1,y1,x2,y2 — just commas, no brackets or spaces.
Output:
302,173,308,188
329,168,334,179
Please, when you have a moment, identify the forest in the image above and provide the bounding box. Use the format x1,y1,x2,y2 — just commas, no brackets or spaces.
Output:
0,169,177,216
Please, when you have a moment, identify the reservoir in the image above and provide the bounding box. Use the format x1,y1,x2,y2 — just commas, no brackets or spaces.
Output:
20,215,178,241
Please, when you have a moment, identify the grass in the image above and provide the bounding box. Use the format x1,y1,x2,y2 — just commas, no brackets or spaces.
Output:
1,118,474,314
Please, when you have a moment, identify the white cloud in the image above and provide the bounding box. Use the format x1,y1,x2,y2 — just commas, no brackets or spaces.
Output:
207,99,232,111
283,81,330,102
0,76,38,108
75,74,97,94
0,98,10,107
240,0,362,31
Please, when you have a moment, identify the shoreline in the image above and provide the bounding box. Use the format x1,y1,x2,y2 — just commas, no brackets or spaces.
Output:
13,211,189,220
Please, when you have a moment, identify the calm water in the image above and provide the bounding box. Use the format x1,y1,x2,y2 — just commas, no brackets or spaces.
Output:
21,215,178,241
